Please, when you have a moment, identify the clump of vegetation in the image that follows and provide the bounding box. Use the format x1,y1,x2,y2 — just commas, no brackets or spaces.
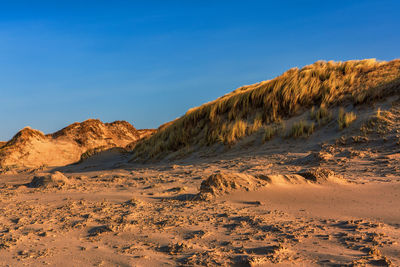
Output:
338,108,357,130
288,120,315,138
361,108,394,134
249,113,263,133
223,120,247,145
132,59,400,160
310,105,332,125
262,126,277,142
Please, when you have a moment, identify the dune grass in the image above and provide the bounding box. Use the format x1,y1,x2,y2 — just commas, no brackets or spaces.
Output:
132,59,400,160
310,105,332,125
262,125,278,143
338,108,357,130
289,120,315,138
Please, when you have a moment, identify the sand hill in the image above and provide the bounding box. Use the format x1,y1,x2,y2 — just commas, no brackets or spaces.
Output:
132,59,400,161
1,59,400,266
0,119,153,169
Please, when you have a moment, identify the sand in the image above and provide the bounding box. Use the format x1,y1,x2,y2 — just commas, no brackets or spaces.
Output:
0,135,399,267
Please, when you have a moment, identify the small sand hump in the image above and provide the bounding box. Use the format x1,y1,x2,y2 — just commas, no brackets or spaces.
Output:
29,171,71,188
258,167,345,185
199,172,264,197
196,168,344,199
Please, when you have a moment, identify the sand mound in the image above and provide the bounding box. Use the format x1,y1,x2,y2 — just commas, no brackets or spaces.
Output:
198,172,264,199
196,168,345,199
0,119,154,169
29,171,71,188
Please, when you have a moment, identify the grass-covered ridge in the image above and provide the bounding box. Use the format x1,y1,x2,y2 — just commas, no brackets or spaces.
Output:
133,59,400,160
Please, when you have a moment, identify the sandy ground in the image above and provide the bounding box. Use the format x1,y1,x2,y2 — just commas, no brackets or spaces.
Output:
0,136,399,267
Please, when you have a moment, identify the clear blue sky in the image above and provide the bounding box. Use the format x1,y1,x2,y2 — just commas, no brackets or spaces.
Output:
1,0,399,140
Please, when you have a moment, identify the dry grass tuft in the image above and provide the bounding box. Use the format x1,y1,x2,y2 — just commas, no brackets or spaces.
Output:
338,108,357,130
132,59,400,160
310,105,332,125
262,126,277,143
288,120,315,138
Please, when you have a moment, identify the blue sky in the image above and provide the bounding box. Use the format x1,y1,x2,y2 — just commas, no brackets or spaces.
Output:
1,0,399,140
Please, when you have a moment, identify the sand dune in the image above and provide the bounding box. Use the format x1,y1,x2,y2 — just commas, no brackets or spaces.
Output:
132,59,400,161
1,59,400,266
0,119,154,171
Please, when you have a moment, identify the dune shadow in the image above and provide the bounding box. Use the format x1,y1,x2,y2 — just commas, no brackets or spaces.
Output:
151,193,199,201
50,148,133,173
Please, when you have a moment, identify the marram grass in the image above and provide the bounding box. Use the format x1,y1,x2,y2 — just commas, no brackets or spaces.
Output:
132,59,400,160
338,108,357,130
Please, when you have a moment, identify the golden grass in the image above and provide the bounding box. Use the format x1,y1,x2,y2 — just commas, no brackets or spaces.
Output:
310,104,332,125
338,108,357,130
132,59,400,160
262,126,277,143
289,120,315,138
